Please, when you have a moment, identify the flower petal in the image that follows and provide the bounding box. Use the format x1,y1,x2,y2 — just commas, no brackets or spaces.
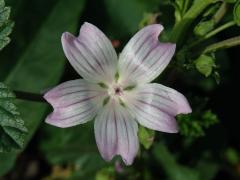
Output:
62,22,118,83
127,83,191,133
44,79,107,128
118,24,176,85
94,102,139,165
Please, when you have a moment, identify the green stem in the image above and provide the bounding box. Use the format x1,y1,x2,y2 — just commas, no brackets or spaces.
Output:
206,21,235,38
203,36,240,53
183,0,190,14
189,20,235,48
14,90,45,103
170,0,216,43
213,2,227,24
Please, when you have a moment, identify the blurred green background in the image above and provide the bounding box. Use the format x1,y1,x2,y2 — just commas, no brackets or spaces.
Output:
0,0,240,179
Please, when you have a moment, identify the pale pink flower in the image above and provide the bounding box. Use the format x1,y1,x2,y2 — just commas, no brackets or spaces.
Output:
44,22,191,165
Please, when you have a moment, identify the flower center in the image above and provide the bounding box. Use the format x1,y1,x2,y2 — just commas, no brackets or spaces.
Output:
108,84,123,98
114,87,122,95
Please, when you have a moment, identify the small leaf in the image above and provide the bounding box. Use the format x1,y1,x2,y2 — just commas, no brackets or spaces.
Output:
0,0,14,50
195,54,216,77
177,110,218,138
0,82,28,152
225,148,239,165
96,167,115,180
138,125,155,149
234,0,240,26
194,19,215,37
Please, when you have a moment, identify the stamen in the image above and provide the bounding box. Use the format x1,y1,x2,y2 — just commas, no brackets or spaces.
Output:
115,87,121,95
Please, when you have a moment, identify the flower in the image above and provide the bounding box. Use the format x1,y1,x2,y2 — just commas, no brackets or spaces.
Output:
44,22,192,165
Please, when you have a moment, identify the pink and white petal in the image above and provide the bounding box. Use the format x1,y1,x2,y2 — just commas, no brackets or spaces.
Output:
94,102,139,165
118,24,176,85
126,83,191,133
62,22,118,83
44,79,107,128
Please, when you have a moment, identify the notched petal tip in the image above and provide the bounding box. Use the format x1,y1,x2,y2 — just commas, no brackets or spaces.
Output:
146,24,164,36
61,32,75,47
118,24,177,84
100,153,134,166
100,153,114,163
45,113,76,128
162,119,179,134
143,24,164,43
122,156,134,166
79,22,102,38
43,91,53,106
45,114,66,128
178,105,192,115
43,88,60,107
168,125,179,134
82,21,95,29
169,43,176,51
175,94,192,115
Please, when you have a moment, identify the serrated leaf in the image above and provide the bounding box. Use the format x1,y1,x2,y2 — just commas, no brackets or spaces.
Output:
0,0,13,50
0,82,27,152
0,0,86,176
177,110,219,138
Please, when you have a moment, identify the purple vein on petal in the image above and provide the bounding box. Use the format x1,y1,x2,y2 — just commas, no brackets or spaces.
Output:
75,38,106,74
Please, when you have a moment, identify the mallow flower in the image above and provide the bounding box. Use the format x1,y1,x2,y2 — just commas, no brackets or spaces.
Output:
44,22,192,165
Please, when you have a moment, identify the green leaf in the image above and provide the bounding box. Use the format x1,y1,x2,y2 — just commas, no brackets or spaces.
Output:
0,0,14,50
0,82,27,152
170,0,215,43
194,19,215,37
174,0,191,22
40,123,108,179
104,0,160,37
153,143,200,180
196,159,219,180
138,125,155,149
96,167,115,180
225,148,239,165
195,54,216,77
40,122,98,165
0,0,86,176
0,152,17,175
234,0,240,26
177,110,219,138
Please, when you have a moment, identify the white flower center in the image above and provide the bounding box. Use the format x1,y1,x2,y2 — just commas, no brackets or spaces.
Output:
108,84,123,98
